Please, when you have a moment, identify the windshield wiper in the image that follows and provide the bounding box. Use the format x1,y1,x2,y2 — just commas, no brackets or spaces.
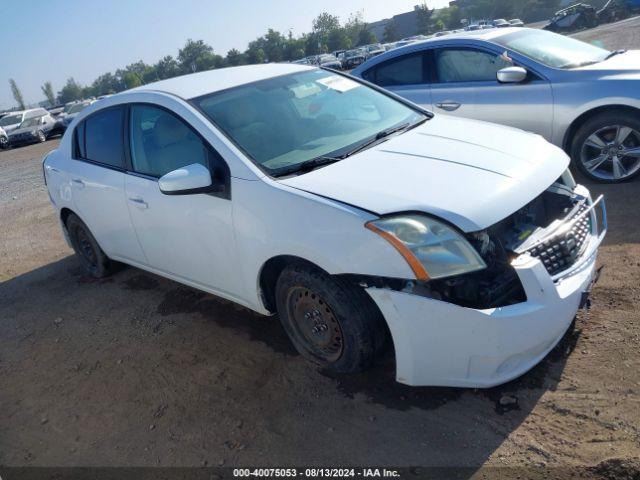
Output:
604,49,627,60
272,156,342,177
271,121,419,178
338,123,411,159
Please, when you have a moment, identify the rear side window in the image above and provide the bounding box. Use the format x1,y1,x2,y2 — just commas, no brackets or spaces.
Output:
81,107,124,168
363,53,426,87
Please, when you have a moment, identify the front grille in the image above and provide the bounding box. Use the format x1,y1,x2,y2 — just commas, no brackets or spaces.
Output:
525,202,592,277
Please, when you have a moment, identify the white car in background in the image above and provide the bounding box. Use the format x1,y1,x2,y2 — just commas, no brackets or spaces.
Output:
43,64,606,387
0,125,8,149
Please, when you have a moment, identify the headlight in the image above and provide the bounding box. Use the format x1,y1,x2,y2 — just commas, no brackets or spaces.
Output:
366,214,487,281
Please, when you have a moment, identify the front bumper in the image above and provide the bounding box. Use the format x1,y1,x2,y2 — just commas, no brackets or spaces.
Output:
367,196,607,388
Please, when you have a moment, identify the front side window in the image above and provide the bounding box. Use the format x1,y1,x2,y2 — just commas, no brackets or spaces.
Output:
83,107,124,168
364,53,426,87
129,105,209,178
435,48,511,83
193,70,425,176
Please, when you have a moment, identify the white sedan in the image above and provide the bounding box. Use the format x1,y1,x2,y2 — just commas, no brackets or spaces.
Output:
43,64,606,387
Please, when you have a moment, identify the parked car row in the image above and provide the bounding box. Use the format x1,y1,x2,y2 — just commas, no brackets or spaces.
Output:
352,27,640,183
0,99,96,149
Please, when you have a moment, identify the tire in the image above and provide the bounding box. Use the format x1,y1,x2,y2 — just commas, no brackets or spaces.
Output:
65,213,113,278
37,130,46,143
571,111,640,183
0,135,8,149
275,263,387,374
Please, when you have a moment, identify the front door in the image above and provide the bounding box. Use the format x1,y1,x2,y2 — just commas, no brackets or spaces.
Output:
431,46,554,140
123,104,240,298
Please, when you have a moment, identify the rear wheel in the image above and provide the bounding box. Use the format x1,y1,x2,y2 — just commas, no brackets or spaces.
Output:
571,111,640,183
66,213,113,278
275,264,387,374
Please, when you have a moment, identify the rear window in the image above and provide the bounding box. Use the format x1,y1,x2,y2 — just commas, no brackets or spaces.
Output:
363,53,426,87
80,107,124,168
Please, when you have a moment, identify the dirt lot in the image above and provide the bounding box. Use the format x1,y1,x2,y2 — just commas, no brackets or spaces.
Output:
1,134,639,477
572,16,640,50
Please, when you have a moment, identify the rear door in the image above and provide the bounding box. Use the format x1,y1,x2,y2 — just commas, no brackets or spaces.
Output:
69,106,146,263
431,45,554,139
361,51,432,109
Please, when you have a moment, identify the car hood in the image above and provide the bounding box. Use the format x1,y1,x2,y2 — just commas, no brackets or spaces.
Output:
278,115,569,232
576,49,640,71
2,123,20,133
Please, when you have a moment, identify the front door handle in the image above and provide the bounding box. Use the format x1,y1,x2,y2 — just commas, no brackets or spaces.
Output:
435,102,461,112
71,178,85,188
128,197,148,209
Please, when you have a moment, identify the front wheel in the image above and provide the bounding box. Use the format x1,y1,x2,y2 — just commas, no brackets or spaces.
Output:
0,135,8,149
571,111,640,183
37,130,46,143
66,213,113,278
275,264,387,374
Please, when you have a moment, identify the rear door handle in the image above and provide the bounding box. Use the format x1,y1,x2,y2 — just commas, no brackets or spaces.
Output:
71,178,85,188
435,102,461,112
128,196,149,209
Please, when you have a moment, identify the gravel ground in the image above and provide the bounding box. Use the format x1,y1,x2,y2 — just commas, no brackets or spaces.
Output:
571,16,640,50
1,126,640,478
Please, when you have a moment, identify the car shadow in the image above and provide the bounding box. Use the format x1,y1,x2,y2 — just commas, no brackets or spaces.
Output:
0,254,585,471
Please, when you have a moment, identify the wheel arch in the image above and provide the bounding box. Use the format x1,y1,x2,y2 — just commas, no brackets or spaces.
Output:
563,104,640,152
258,255,331,314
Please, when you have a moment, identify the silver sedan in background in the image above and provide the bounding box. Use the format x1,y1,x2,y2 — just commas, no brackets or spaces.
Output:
352,28,640,183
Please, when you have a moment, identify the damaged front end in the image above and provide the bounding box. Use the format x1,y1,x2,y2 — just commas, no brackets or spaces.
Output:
356,172,606,310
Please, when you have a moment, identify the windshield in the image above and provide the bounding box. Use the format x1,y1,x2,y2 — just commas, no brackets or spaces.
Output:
319,55,337,62
193,70,425,175
494,29,610,68
0,114,22,126
68,103,87,114
19,117,42,129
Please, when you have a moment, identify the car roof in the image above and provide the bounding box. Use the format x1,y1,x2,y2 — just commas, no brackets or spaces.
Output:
132,63,313,100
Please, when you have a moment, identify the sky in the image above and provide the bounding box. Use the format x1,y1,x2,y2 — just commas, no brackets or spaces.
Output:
1,0,450,110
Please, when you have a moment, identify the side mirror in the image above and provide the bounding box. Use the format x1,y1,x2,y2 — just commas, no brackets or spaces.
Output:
159,163,217,195
497,66,528,84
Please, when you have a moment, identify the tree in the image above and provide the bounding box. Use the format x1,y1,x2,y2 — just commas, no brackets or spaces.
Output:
9,79,25,110
383,20,399,42
327,28,351,52
434,19,446,31
415,2,434,34
57,78,84,104
356,27,375,47
225,49,246,66
41,81,56,106
178,39,219,73
154,55,180,80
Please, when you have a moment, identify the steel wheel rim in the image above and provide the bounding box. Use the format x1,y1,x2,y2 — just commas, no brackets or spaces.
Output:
76,227,97,268
580,124,640,181
286,287,344,363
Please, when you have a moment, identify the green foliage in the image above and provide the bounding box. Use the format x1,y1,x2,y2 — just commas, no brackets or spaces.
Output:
57,78,84,104
383,20,399,42
41,81,56,106
416,2,434,34
9,79,25,110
